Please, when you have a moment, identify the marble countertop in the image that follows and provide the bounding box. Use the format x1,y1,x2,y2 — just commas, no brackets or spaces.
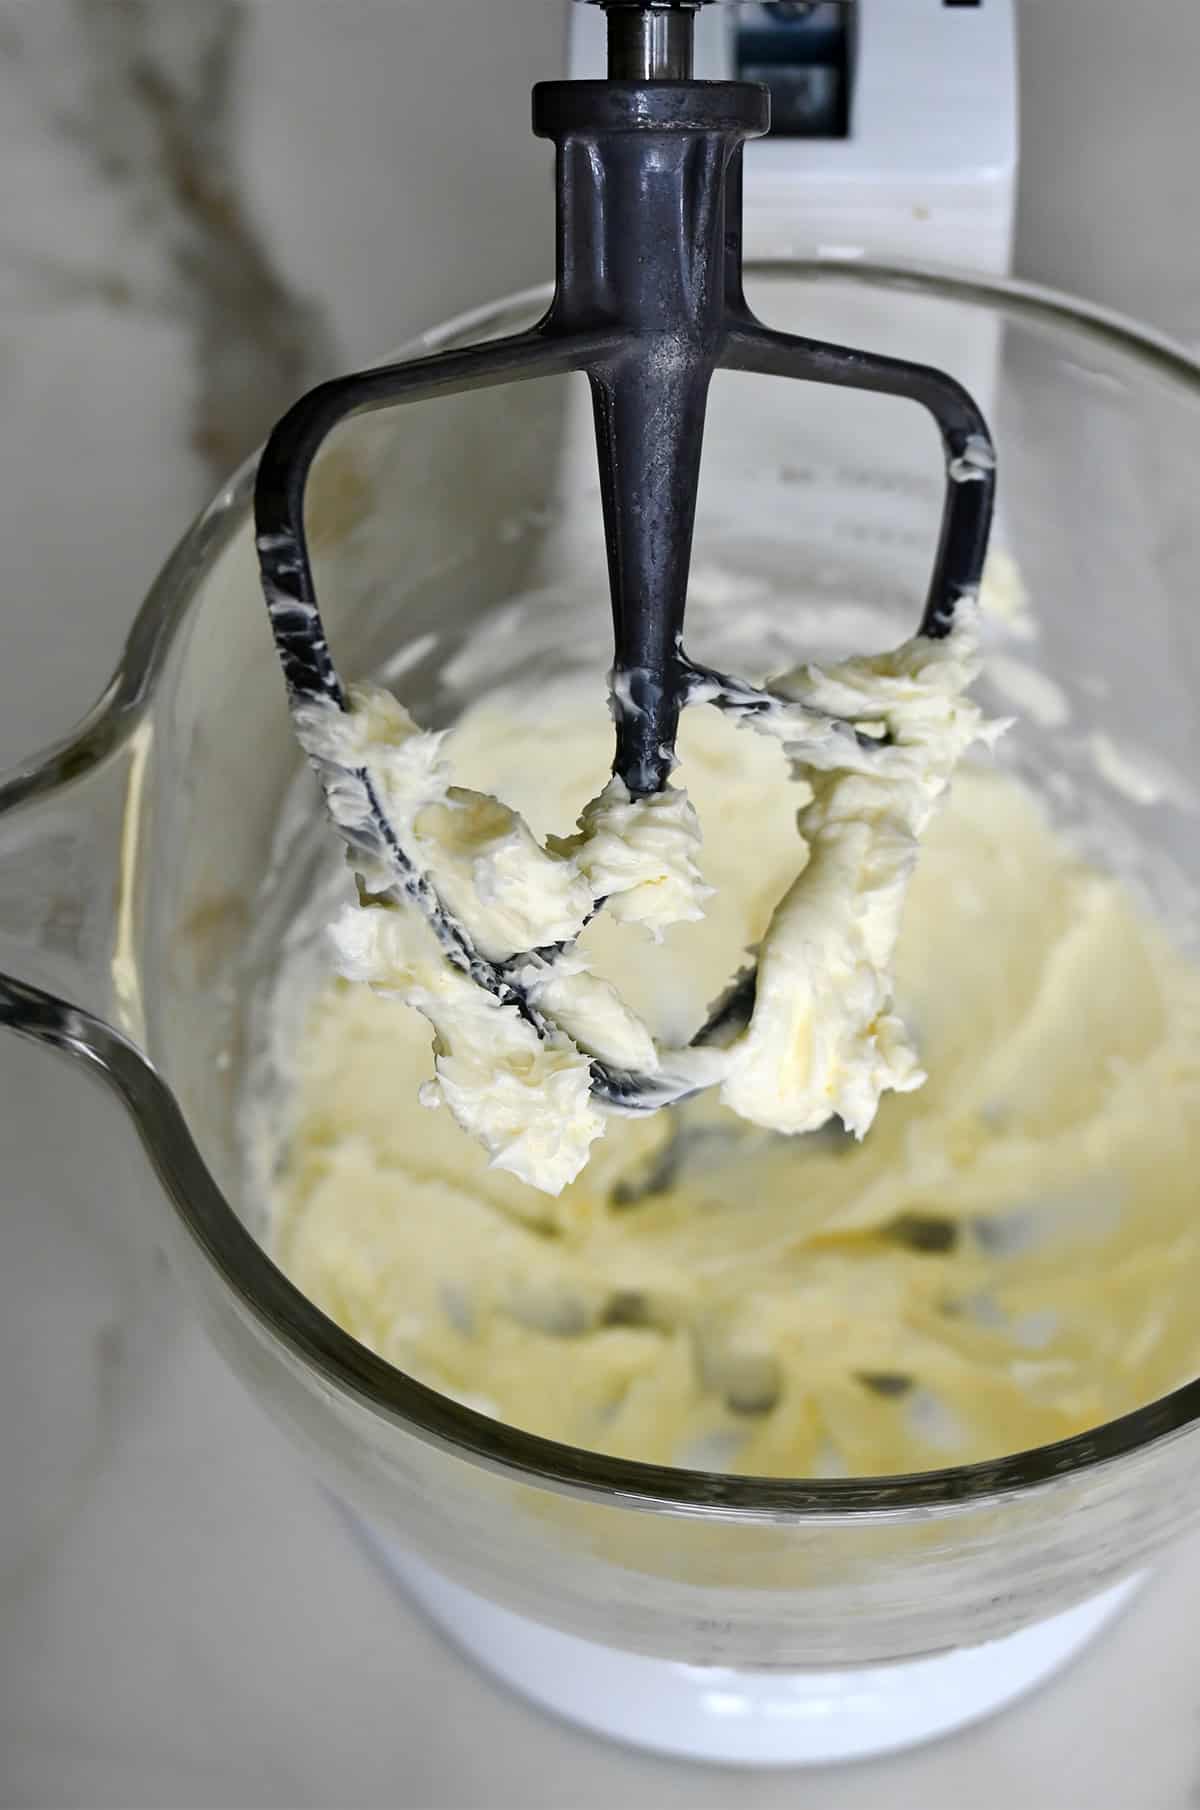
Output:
4,3,1200,1805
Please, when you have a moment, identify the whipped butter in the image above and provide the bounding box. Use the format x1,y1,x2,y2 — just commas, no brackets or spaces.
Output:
294,607,993,1193
264,667,1200,1476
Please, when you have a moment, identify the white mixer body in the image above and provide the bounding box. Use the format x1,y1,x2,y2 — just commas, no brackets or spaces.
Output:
569,0,1017,275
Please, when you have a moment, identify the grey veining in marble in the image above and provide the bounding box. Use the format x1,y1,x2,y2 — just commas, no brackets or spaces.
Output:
60,0,335,476
3,2,1200,1806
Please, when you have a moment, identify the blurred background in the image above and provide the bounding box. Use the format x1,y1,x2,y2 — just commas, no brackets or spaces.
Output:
3,4,1200,1806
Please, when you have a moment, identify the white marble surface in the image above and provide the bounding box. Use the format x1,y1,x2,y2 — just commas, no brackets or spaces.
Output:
3,3,1200,1806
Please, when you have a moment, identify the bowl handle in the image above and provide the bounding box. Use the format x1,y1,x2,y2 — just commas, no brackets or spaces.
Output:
0,680,149,1055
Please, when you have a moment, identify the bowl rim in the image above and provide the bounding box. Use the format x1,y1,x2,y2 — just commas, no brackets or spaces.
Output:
9,257,1200,1522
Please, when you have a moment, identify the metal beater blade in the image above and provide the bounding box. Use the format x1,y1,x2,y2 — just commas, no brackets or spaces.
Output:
253,0,996,1110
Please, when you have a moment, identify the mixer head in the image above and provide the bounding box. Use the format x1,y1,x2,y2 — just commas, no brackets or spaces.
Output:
253,0,996,1113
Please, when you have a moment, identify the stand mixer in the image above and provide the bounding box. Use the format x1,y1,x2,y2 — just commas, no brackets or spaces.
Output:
253,0,995,1117
15,0,1200,1778
244,0,1152,1757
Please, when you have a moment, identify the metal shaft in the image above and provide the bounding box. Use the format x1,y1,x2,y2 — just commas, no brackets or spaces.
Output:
536,76,768,795
604,2,699,80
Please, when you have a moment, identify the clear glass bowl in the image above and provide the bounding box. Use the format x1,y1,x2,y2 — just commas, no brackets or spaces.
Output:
4,264,1200,1674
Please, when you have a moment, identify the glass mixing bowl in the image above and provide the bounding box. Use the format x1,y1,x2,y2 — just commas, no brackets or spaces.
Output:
4,264,1200,1761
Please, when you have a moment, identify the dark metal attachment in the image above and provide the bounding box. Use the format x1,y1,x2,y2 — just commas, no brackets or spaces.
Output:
253,0,996,1105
